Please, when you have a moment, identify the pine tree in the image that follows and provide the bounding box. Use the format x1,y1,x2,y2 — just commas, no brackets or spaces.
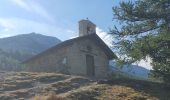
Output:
111,0,170,84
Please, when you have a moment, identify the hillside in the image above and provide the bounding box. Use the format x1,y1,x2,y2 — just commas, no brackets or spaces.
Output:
0,33,61,55
110,62,150,79
0,49,20,71
0,71,169,100
0,33,61,71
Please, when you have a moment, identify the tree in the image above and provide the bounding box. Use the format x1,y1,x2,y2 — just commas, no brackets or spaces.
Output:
111,0,170,84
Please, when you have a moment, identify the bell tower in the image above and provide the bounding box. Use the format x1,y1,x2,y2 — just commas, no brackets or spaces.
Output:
79,19,96,37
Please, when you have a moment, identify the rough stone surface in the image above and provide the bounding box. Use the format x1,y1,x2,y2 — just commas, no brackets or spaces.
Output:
25,20,110,78
25,38,109,78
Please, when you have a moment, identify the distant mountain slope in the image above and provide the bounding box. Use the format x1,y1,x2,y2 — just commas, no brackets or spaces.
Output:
0,33,61,55
0,49,20,71
0,33,61,70
109,61,150,79
121,65,150,78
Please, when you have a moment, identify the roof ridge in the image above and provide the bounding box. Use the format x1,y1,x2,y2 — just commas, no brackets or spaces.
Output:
23,34,116,63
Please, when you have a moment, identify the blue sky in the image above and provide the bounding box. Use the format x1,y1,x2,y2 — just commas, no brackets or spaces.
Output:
0,0,153,69
0,0,121,40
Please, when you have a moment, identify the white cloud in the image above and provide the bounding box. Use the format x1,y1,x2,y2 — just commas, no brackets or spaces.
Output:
65,27,113,45
29,1,55,23
67,30,78,39
0,18,16,29
66,30,76,34
0,17,70,40
66,27,114,45
96,27,113,47
95,28,153,70
133,57,153,70
11,0,55,22
11,0,31,11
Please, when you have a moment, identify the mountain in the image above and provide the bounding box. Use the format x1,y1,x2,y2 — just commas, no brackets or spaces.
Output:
0,48,21,71
120,65,150,78
0,33,61,55
109,61,150,79
0,33,61,71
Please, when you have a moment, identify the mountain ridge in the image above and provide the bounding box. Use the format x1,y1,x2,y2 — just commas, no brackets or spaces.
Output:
0,33,61,70
0,32,61,54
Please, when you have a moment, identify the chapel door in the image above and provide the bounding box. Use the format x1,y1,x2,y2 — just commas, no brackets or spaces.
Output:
86,55,95,76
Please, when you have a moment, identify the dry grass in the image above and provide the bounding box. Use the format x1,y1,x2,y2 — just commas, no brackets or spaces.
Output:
62,83,158,100
34,94,65,100
0,71,169,100
98,85,158,100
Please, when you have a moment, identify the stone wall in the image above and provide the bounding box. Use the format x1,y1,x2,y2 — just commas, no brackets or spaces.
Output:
25,45,71,74
68,38,109,77
25,38,109,78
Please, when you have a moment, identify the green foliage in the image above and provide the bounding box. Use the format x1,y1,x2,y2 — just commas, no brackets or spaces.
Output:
0,33,61,71
0,49,27,71
111,0,170,84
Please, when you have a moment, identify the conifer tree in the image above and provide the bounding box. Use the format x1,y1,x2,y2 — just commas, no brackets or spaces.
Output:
111,0,170,84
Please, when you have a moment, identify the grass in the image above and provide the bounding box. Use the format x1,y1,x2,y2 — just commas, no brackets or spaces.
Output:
34,94,65,100
63,83,158,100
0,71,169,100
97,78,170,100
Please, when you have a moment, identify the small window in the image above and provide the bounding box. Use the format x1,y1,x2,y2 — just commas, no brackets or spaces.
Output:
62,57,67,64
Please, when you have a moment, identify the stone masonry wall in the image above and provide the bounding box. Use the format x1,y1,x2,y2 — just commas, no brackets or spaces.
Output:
68,38,109,77
25,38,109,78
25,45,71,74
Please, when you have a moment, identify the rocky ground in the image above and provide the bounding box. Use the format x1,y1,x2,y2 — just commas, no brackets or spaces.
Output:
0,71,169,100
